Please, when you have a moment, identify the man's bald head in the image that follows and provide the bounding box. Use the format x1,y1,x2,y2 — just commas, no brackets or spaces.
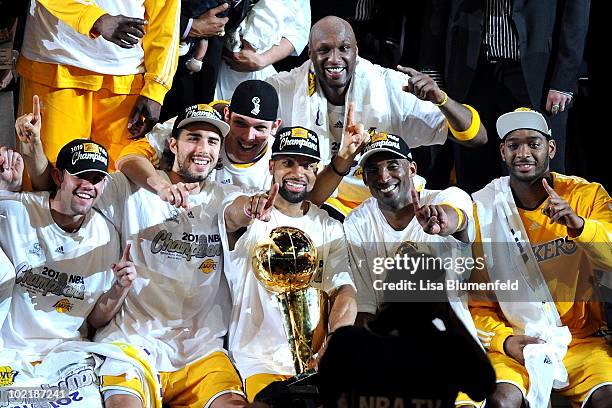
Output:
308,16,358,104
309,16,356,49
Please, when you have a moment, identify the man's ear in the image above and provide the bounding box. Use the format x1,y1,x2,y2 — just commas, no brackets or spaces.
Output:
548,139,557,160
409,160,417,176
271,118,282,135
51,168,63,189
224,107,231,123
499,142,506,162
168,136,178,155
268,160,274,175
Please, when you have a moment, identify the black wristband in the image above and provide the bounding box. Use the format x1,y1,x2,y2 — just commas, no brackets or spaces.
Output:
330,156,350,177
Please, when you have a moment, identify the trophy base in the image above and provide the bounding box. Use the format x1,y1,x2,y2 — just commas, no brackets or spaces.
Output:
285,369,317,386
254,372,321,407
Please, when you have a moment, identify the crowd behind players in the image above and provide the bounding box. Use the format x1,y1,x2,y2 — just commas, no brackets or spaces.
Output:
0,1,610,408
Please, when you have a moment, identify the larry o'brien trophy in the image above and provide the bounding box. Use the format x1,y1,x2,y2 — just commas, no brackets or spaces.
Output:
251,226,329,380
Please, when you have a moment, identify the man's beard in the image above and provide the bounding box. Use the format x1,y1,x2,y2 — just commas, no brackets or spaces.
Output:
278,182,308,204
70,200,93,216
509,155,549,183
176,161,212,183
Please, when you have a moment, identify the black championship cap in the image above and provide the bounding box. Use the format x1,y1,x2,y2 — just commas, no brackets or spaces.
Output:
56,139,110,176
359,131,412,167
272,126,321,161
229,80,279,121
173,104,230,137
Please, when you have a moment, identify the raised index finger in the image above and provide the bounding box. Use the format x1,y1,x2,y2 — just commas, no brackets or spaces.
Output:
264,183,280,210
121,243,132,262
346,102,355,128
32,95,41,121
542,178,558,198
411,188,420,211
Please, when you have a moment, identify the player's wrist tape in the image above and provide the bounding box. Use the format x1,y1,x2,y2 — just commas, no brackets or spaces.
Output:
434,90,449,107
330,156,350,177
448,104,480,141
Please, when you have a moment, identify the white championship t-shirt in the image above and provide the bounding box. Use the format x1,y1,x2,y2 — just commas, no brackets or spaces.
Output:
215,143,274,190
94,172,239,372
0,191,117,359
219,200,354,378
343,188,475,314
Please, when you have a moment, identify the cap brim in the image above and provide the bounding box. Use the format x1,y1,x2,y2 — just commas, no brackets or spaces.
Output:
271,152,320,162
67,169,110,177
358,148,409,167
496,111,550,139
176,117,230,137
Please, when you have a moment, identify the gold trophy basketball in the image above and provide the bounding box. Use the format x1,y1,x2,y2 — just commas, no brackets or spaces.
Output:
252,226,328,375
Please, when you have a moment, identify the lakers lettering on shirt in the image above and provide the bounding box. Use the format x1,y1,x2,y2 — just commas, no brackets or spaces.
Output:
53,298,74,314
531,236,577,262
198,259,218,274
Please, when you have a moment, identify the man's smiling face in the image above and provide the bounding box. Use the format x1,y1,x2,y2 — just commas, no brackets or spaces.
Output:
225,111,280,163
308,18,358,99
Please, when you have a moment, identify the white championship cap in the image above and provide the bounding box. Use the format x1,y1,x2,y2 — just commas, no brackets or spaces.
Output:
496,108,551,139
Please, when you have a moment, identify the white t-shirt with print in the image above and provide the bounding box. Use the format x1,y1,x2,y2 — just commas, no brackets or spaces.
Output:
0,191,117,359
343,188,475,314
94,172,239,372
218,200,354,378
215,143,273,190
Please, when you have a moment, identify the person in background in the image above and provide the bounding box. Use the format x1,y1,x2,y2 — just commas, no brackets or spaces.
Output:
217,0,311,100
17,0,180,176
428,0,591,194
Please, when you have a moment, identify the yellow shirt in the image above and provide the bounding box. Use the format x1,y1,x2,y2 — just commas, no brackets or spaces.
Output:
470,173,612,353
17,0,179,104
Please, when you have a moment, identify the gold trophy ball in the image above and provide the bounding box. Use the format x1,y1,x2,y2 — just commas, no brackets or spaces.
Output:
252,226,318,294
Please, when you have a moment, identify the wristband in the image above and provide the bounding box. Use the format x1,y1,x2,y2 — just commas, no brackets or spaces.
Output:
434,90,449,107
449,104,480,141
441,203,465,234
330,156,350,177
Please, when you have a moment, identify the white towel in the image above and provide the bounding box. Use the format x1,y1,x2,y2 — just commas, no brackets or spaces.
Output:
523,323,571,408
52,341,163,408
473,177,562,329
